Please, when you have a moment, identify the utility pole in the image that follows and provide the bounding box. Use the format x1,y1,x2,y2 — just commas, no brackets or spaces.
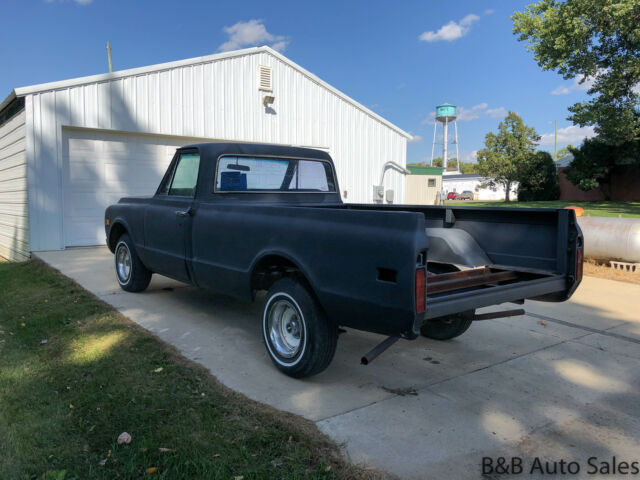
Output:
106,41,113,73
554,120,557,161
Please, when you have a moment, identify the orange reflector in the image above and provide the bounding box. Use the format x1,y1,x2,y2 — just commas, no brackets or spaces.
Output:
564,206,584,217
415,268,426,314
105,218,110,226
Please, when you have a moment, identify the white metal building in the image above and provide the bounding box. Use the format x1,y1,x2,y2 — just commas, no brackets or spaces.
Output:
442,173,518,201
0,46,410,261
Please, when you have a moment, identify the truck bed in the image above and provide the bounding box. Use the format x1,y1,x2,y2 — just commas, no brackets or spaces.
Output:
340,203,582,320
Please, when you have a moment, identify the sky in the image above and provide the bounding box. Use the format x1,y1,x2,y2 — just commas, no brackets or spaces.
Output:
0,0,596,164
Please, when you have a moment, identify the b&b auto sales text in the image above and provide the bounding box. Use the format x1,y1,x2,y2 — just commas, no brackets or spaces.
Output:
483,456,640,476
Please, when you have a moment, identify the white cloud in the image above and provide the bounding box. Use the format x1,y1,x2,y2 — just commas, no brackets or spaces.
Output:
456,103,488,121
486,106,507,118
550,74,596,95
459,150,478,162
423,113,436,125
484,9,495,15
407,134,423,143
538,125,596,146
419,14,480,42
218,19,289,53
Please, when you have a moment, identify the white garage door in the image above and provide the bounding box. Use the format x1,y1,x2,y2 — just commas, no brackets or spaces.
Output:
63,128,205,246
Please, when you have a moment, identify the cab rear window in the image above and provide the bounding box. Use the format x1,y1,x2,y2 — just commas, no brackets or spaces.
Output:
215,156,336,193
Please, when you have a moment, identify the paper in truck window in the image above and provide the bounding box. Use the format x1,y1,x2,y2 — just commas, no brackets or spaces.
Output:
216,156,335,192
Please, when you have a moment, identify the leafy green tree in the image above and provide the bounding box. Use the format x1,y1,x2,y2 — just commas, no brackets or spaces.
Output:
512,0,640,145
445,158,459,170
460,162,479,174
565,137,640,199
517,151,560,201
476,111,539,202
556,145,573,161
431,157,443,168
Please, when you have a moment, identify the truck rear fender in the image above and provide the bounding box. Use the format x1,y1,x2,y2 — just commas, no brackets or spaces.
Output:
107,220,129,253
249,251,319,302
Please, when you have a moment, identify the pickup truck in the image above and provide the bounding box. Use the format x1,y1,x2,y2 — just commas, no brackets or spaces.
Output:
105,143,583,378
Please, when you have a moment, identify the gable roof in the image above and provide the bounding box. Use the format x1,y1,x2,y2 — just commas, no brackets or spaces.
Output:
1,46,411,139
407,165,444,176
441,173,483,180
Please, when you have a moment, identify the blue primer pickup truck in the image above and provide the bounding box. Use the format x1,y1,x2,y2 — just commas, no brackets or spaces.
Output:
105,143,583,378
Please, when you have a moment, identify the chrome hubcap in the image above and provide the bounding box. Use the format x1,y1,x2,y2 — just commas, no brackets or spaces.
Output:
268,299,303,358
116,243,132,283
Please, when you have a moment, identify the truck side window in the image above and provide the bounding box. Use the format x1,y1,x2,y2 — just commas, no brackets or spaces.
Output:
169,154,200,197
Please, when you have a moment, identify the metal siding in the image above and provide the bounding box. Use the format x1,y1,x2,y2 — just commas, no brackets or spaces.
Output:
0,109,29,260
26,50,407,250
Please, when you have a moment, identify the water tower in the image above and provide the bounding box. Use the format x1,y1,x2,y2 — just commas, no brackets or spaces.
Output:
430,103,460,173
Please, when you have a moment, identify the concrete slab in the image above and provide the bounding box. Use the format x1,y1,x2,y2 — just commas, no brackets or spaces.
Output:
524,276,639,330
36,247,640,478
318,340,640,478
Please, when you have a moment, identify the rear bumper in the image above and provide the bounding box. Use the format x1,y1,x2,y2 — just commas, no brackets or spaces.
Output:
416,275,567,326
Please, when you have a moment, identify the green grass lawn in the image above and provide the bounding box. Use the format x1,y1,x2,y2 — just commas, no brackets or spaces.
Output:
0,261,374,480
445,200,640,218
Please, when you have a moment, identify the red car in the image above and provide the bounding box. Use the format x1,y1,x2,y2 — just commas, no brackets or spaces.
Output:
446,192,457,200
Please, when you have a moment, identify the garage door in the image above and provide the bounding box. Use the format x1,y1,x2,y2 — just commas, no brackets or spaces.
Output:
63,129,206,246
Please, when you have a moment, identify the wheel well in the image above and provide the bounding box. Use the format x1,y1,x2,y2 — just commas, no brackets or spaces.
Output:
251,255,310,293
108,223,127,252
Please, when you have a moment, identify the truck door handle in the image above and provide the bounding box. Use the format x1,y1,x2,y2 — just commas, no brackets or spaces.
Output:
175,207,193,217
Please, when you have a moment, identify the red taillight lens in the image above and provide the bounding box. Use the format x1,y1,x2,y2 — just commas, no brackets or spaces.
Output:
415,268,426,314
576,248,583,282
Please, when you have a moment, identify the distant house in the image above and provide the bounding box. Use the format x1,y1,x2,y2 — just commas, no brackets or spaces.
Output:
405,165,444,205
442,173,518,201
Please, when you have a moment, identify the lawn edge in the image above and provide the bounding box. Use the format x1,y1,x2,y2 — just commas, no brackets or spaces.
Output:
27,257,393,480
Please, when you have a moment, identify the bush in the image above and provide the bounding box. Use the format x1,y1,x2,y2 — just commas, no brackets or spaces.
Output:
517,151,559,202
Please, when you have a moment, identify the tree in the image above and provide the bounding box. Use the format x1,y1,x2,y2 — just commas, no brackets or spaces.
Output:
476,111,539,202
445,158,459,170
565,137,640,199
556,145,573,161
460,162,479,174
512,0,640,145
517,151,560,201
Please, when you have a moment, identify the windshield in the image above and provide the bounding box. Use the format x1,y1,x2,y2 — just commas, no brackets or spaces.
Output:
216,156,336,193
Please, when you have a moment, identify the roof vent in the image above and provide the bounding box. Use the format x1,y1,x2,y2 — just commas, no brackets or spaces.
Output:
258,65,272,92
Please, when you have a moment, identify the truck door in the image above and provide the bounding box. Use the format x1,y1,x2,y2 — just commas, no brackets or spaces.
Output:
143,151,200,282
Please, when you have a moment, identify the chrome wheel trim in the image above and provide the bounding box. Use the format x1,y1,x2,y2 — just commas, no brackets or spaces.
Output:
115,242,132,284
267,299,303,358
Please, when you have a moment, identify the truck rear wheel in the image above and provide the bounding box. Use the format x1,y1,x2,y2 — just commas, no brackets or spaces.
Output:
262,277,337,378
420,311,474,340
114,233,152,293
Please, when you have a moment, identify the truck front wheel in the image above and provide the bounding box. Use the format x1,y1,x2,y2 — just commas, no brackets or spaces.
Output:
420,311,474,340
114,233,152,292
262,278,337,378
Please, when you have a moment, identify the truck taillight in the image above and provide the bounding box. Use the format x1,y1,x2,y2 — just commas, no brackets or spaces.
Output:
415,268,426,314
576,248,583,282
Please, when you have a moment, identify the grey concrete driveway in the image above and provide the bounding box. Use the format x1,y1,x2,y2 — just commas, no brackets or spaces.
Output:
37,247,640,479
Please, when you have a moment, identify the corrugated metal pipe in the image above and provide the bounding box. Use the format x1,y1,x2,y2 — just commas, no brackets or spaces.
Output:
577,216,640,263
